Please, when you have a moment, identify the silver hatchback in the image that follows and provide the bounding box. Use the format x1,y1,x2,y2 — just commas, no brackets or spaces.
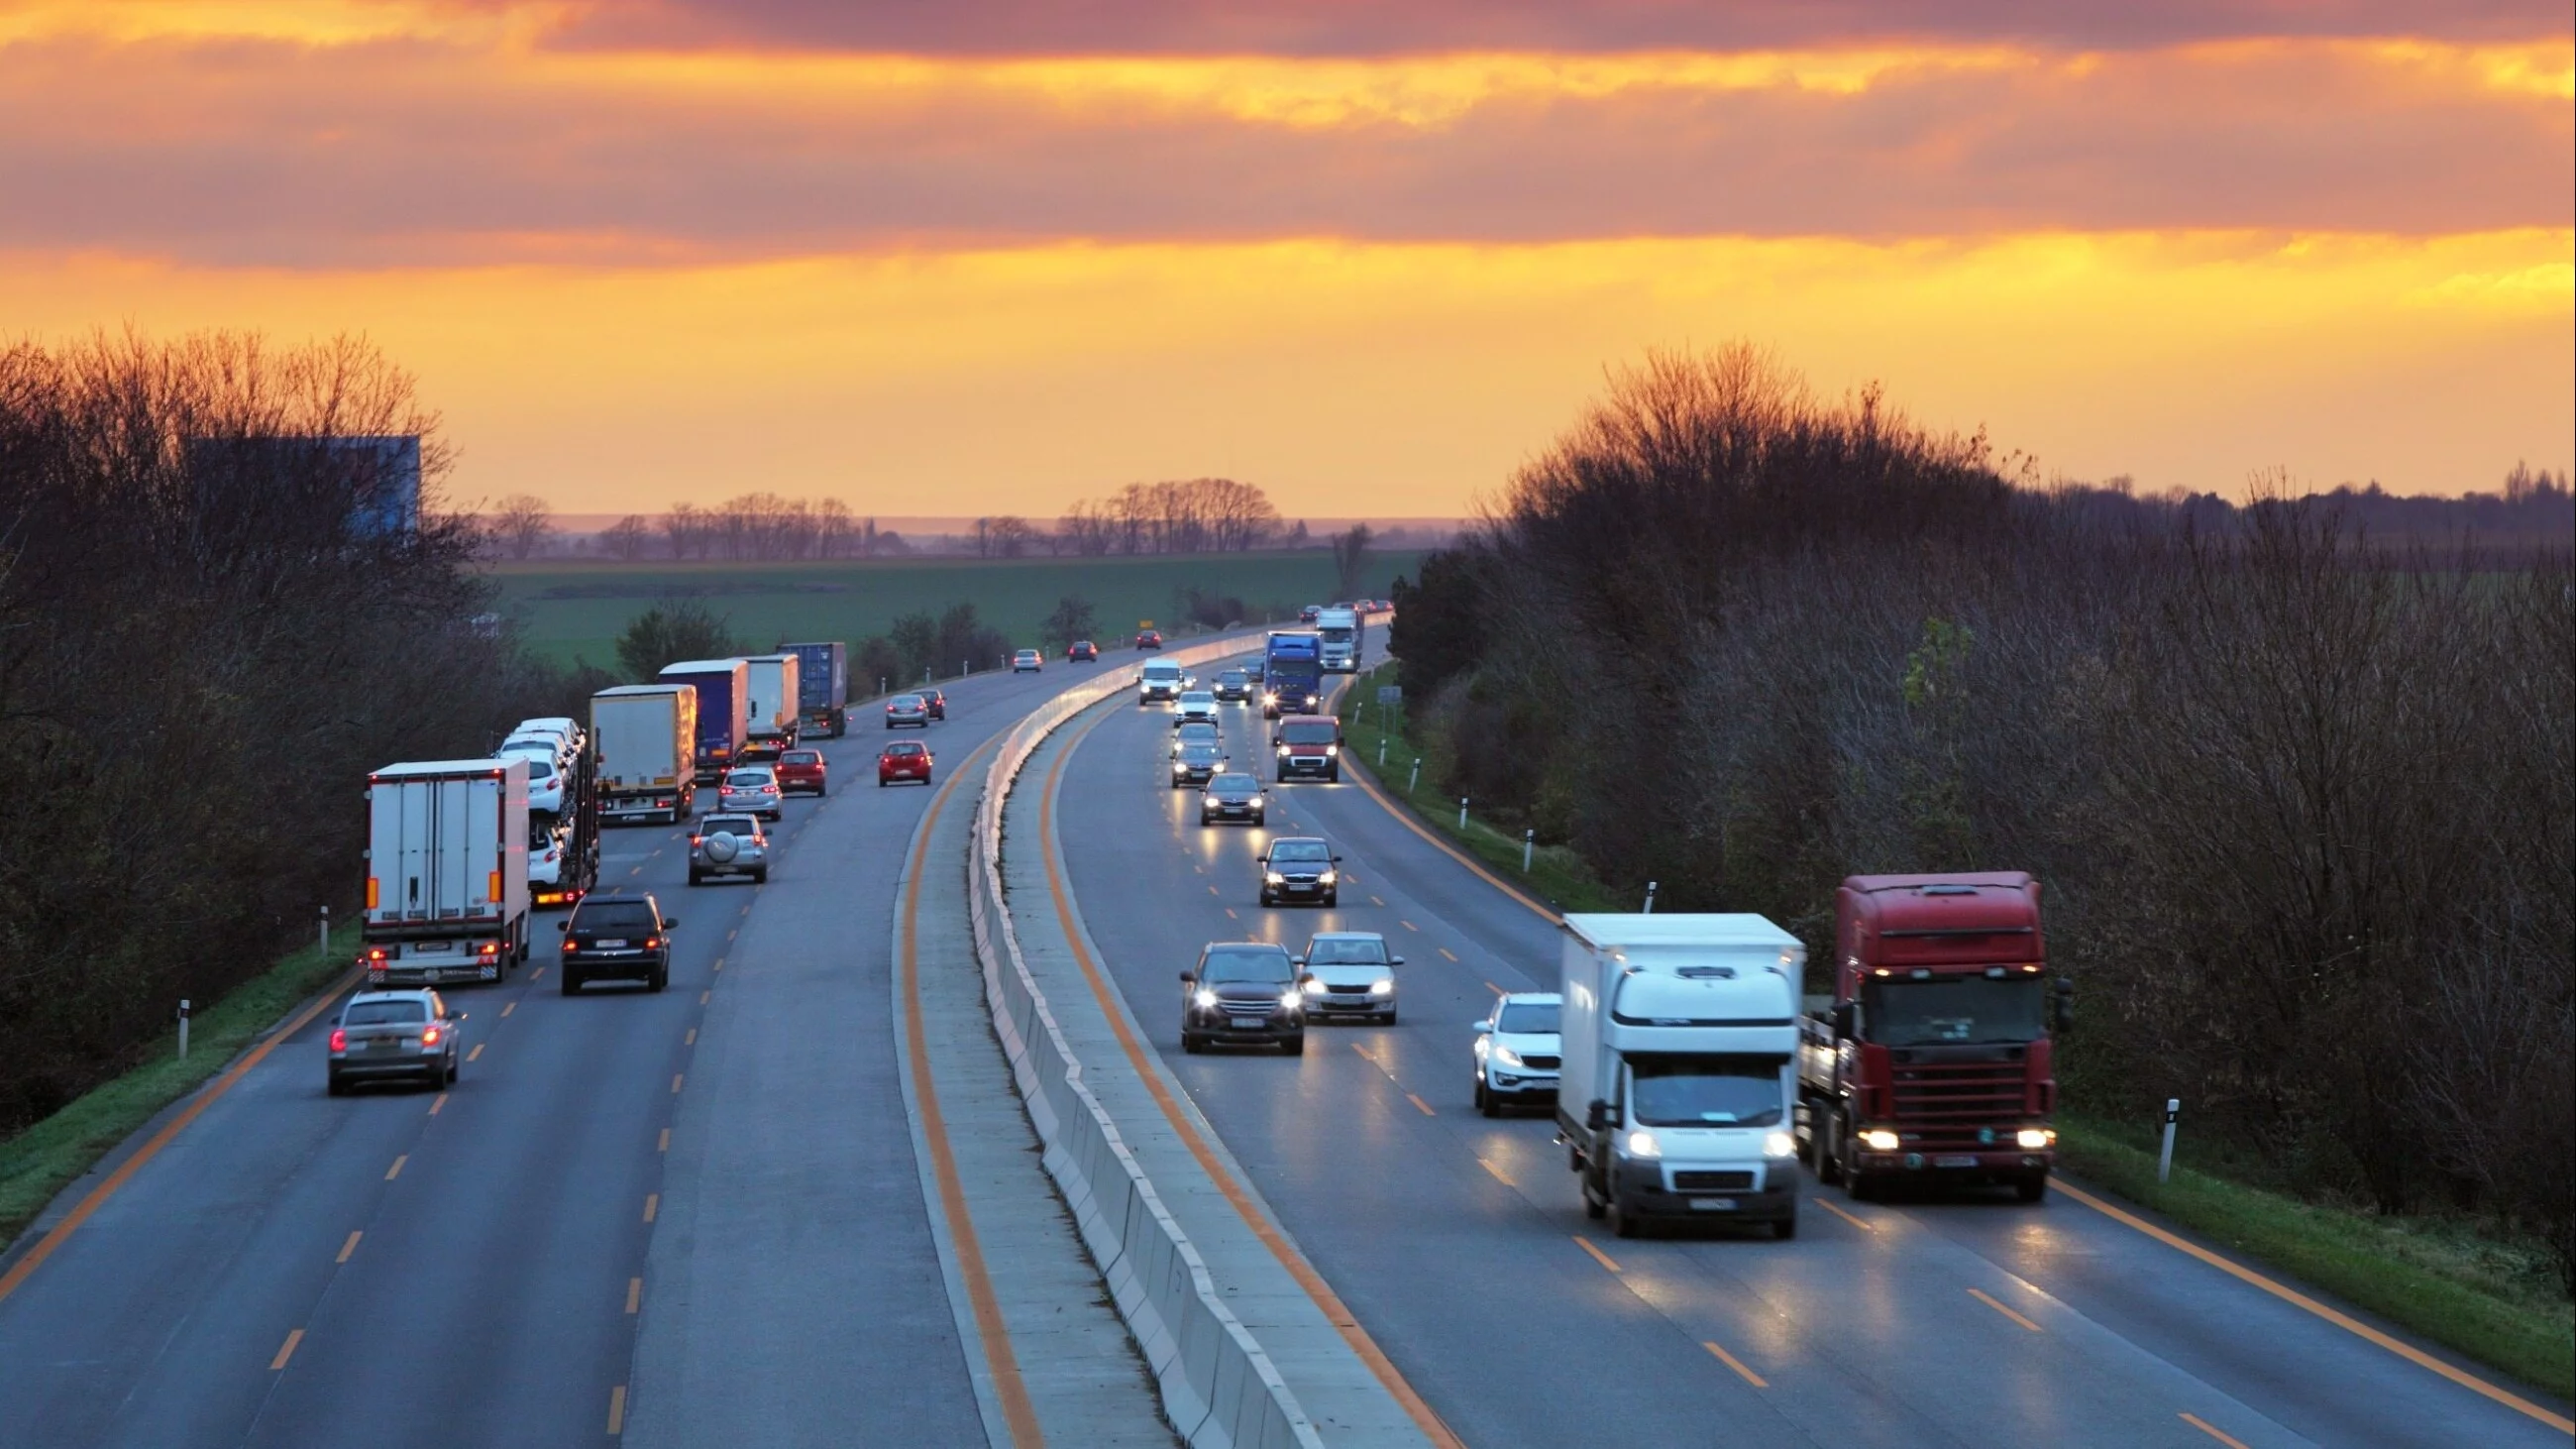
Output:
327,989,464,1094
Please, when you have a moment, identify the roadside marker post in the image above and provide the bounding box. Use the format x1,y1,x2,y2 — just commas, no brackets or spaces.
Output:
1644,881,1659,914
319,906,330,964
1378,737,1387,766
2160,1099,2181,1183
1523,830,1535,873
176,1000,190,1060
1409,758,1421,793
1458,798,1469,830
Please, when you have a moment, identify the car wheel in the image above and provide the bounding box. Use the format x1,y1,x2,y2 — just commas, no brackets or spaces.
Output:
650,966,670,993
561,973,582,996
1380,1006,1397,1025
1258,891,1273,907
327,1072,347,1097
689,869,703,886
753,868,770,884
1182,1032,1204,1055
1475,1077,1497,1117
1324,893,1339,908
1281,1034,1305,1057
878,778,888,788
922,772,933,786
817,781,828,796
446,1056,460,1085
1773,1212,1799,1240
1607,1194,1638,1239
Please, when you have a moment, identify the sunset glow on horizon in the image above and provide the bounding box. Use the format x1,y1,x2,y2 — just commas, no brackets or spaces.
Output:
2,0,2566,515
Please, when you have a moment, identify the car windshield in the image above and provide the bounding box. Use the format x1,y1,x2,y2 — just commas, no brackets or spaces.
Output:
1201,948,1292,984
1182,692,1213,704
1177,724,1218,741
725,770,772,787
1497,1002,1561,1034
1181,743,1224,762
703,818,759,836
1269,840,1331,863
893,695,923,708
345,999,427,1026
1304,938,1387,966
1863,976,2047,1047
887,742,924,757
1220,672,1246,686
1629,1055,1787,1127
782,751,819,765
1279,722,1337,744
1208,773,1257,795
576,902,655,932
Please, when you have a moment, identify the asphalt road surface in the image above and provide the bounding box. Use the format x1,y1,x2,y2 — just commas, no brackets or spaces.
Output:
1049,682,2576,1449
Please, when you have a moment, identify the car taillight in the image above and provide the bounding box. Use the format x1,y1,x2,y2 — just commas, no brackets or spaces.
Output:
643,937,660,949
564,939,581,951
691,836,703,846
420,1026,442,1047
329,1028,347,1051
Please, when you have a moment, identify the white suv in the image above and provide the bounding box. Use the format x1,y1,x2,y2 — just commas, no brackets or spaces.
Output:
1472,992,1562,1115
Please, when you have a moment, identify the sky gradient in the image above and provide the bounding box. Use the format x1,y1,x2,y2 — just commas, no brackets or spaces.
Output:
1,1,2566,515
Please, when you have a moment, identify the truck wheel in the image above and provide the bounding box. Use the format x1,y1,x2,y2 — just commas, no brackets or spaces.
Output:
2016,1173,2048,1203
1607,1194,1637,1239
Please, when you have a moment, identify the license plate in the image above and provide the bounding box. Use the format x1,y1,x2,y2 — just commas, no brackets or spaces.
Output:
1230,1017,1266,1029
1935,1155,1980,1168
1689,1197,1739,1211
597,939,627,948
413,942,452,952
370,1039,401,1052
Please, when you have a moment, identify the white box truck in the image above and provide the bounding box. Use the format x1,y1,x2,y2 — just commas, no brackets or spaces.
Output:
1315,606,1361,673
592,684,698,825
362,758,531,986
1557,913,1805,1239
744,652,801,749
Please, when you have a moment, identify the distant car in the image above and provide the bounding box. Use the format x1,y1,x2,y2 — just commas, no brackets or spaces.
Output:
1212,669,1251,703
503,724,577,766
1179,942,1307,1055
922,688,948,721
1200,772,1269,826
1139,662,1186,704
689,814,770,886
717,766,783,821
886,694,929,728
1174,690,1219,725
1170,739,1227,788
528,819,571,891
1257,837,1341,907
736,740,784,765
1170,720,1221,758
774,747,828,796
1243,660,1265,683
1273,717,1342,783
1298,605,1321,623
1296,932,1402,1025
1014,649,1043,673
515,716,585,754
1068,640,1099,662
327,989,464,1094
1472,993,1563,1115
1134,630,1164,650
880,739,933,787
557,893,676,994
499,743,567,813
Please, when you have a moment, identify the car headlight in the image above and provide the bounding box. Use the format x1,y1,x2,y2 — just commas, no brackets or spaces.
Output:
1764,1131,1798,1158
1265,871,1284,884
1318,870,1337,886
1279,990,1303,1010
1860,1129,1902,1152
1193,989,1219,1009
1493,1046,1524,1067
2017,1128,2057,1150
1623,1129,1662,1159
1368,978,1393,995
1302,978,1326,994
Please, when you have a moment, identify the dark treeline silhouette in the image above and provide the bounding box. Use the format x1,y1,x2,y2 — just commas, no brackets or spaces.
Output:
1391,346,2573,1282
0,331,593,1132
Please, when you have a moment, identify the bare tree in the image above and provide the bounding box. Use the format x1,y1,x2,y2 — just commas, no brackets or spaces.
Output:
490,494,554,560
600,514,652,562
1331,523,1374,598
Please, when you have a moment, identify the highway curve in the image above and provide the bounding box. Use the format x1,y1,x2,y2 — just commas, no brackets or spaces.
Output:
1047,682,2576,1449
0,661,1097,1448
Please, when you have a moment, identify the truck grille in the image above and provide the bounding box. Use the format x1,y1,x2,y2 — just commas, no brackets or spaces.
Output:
1889,1051,2028,1146
1671,1170,1756,1191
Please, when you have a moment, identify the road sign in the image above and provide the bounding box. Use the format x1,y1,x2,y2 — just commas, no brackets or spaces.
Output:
1377,686,1403,706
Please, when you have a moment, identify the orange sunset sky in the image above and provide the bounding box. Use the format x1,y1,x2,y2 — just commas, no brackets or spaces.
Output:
2,1,2568,516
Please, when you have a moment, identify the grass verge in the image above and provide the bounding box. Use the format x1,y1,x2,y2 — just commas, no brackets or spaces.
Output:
1335,664,2574,1400
2058,1115,2574,1400
0,931,354,1254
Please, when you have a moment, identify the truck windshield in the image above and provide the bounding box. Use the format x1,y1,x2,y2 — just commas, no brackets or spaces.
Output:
1864,976,2046,1047
1628,1055,1787,1127
1320,628,1353,642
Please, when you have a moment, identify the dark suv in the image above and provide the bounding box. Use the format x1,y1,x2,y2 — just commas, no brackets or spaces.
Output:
1257,837,1341,907
559,894,678,995
1180,943,1308,1055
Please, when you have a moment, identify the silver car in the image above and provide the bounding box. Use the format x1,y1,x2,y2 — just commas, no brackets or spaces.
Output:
690,814,770,885
716,766,783,821
1473,992,1562,1115
1296,932,1402,1024
886,693,930,728
1170,720,1220,758
327,989,464,1094
1175,690,1220,724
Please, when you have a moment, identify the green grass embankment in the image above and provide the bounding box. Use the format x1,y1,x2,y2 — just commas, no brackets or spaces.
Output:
1330,662,2575,1402
0,930,355,1253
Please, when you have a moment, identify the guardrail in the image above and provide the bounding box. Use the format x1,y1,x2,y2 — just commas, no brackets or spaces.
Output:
966,637,1324,1449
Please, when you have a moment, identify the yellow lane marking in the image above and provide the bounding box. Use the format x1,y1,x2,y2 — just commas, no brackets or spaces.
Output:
501,1002,516,1018
1704,1340,1769,1389
1811,1196,1874,1231
1969,1287,2042,1332
608,1385,627,1435
1406,1093,1436,1117
1573,1236,1623,1274
467,1044,484,1061
1043,703,1463,1449
384,1156,407,1180
428,1093,447,1116
901,737,1047,1448
1437,947,1458,962
642,1194,658,1222
336,1231,362,1264
0,964,362,1308
1477,1159,1512,1186
658,1128,671,1153
2181,1413,2252,1448
269,1328,304,1371
628,866,642,876
684,1028,697,1047
626,1278,642,1314
671,1073,684,1094
712,958,724,973
2054,1178,2573,1432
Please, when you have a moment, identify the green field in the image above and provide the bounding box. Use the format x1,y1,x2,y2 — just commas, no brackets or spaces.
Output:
484,552,1423,669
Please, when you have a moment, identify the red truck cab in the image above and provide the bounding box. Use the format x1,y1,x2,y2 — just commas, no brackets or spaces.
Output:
1798,872,2068,1202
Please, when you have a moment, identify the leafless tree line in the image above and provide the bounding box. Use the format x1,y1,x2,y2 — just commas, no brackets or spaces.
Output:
1056,478,1285,555
1393,346,2574,1280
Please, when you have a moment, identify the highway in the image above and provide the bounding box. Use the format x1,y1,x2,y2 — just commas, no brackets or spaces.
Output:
1047,676,2576,1449
0,662,1091,1448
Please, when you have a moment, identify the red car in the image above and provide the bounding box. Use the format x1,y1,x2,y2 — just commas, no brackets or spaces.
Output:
1068,640,1099,662
774,747,828,796
879,740,934,787
1133,630,1164,650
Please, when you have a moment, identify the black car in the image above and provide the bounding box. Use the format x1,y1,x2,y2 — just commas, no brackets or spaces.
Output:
1243,661,1265,684
1200,772,1268,826
1069,640,1099,662
1180,943,1307,1055
1257,837,1341,907
1170,740,1227,788
559,893,678,995
1212,669,1251,703
922,688,947,722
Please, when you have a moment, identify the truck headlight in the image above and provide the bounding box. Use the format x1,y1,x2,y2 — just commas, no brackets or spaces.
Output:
2016,1128,2056,1150
1622,1129,1662,1159
1326,743,1340,756
1860,1129,1902,1153
1193,989,1219,1009
1764,1131,1797,1158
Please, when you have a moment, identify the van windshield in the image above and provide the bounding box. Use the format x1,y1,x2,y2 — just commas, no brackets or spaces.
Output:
1628,1055,1787,1127
1279,722,1337,744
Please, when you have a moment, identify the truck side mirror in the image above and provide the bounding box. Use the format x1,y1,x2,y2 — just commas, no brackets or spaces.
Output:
1831,1002,1856,1041
1585,1099,1613,1131
2051,977,2075,1034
